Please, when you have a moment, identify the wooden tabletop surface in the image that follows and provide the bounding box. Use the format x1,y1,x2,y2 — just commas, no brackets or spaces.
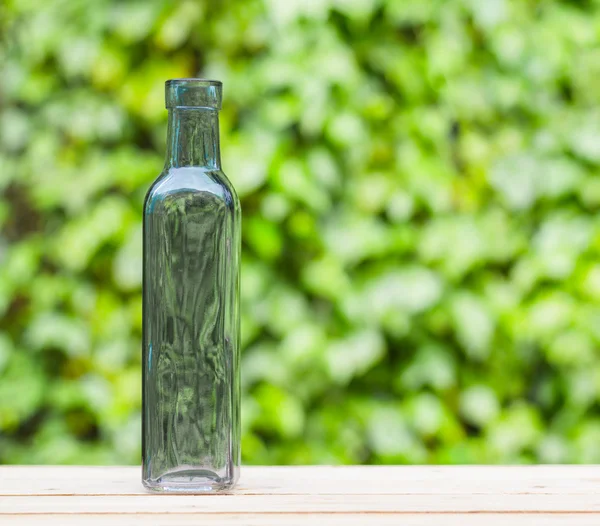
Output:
1,465,600,524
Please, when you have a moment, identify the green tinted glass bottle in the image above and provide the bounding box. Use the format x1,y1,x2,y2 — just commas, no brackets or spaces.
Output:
142,80,241,492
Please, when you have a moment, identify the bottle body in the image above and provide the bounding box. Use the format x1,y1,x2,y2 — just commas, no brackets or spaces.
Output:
142,80,240,492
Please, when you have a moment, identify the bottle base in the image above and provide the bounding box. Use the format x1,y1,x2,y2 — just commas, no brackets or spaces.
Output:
143,467,237,493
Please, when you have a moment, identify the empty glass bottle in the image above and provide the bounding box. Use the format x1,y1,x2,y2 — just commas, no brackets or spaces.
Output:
142,79,241,492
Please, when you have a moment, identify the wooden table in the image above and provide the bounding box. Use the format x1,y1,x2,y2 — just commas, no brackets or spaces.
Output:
1,465,600,524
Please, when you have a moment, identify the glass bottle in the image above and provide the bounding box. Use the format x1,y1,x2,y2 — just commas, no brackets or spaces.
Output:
142,79,241,492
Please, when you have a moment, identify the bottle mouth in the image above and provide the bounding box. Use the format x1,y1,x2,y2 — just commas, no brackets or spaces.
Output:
165,79,222,110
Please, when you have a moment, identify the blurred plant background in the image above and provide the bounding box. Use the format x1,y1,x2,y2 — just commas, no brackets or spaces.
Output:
1,0,600,465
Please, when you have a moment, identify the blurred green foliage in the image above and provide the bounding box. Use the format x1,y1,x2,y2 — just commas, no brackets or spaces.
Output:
2,0,600,465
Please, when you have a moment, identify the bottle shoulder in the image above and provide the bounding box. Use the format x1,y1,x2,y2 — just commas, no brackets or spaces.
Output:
145,167,240,213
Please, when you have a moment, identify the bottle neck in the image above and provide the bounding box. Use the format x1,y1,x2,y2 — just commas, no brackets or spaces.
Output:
165,108,221,169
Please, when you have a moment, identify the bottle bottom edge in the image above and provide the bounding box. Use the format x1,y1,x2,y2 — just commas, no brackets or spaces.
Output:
143,467,238,493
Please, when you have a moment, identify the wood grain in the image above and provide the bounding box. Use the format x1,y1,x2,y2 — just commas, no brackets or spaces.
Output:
1,466,599,525
3,515,600,526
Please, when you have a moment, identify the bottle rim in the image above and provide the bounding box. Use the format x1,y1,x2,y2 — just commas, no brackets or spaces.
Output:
165,79,222,110
166,79,222,87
